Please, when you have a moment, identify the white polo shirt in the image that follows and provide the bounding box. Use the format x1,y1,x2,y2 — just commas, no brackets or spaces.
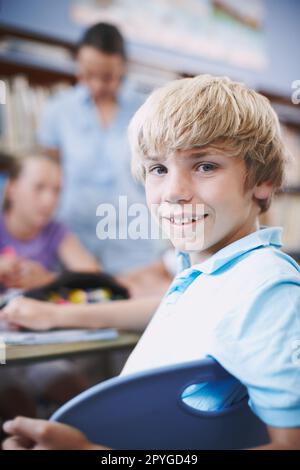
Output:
121,227,300,427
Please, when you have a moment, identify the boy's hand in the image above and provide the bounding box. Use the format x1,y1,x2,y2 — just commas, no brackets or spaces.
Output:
2,417,105,450
0,297,58,330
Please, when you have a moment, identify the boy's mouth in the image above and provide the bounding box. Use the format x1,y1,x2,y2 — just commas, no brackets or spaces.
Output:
164,214,209,226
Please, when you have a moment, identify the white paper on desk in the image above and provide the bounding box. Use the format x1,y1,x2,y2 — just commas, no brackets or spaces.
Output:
0,288,23,307
1,328,118,345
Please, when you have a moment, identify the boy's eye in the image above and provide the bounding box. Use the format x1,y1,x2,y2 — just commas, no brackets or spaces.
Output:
196,163,217,173
148,165,167,176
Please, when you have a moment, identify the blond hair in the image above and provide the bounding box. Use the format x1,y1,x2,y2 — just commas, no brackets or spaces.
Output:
129,74,288,212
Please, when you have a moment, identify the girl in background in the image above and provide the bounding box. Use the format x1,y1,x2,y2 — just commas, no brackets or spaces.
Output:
0,151,100,291
0,151,100,423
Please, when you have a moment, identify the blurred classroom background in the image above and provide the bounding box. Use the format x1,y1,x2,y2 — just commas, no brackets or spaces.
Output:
0,0,300,258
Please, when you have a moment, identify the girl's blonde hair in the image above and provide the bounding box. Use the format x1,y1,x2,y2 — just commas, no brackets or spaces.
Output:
129,74,288,212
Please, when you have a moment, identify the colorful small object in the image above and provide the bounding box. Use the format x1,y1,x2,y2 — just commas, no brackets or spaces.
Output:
48,292,62,304
87,288,112,303
68,289,88,304
47,287,114,305
57,298,69,305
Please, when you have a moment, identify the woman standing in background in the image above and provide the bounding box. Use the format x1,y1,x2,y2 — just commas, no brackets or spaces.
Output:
38,23,165,281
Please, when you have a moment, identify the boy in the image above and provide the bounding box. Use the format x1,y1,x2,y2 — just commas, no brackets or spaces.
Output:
2,75,300,450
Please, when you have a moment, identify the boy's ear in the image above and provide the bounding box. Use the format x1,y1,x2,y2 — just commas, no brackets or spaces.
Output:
253,180,273,200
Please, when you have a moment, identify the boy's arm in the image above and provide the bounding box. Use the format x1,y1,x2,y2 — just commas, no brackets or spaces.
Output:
116,259,172,298
54,295,160,331
0,295,161,332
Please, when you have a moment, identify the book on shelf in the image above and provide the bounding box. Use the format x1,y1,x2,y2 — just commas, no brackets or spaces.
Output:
0,36,74,67
0,75,69,153
260,121,300,255
263,193,300,253
127,62,177,95
281,124,300,188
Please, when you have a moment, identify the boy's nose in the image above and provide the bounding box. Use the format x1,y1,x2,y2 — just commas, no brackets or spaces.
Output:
163,172,193,204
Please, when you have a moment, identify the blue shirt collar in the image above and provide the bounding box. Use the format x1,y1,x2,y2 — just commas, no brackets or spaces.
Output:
177,226,283,275
74,81,129,107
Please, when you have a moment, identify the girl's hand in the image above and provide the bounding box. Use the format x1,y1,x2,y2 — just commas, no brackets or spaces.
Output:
7,259,57,290
0,256,21,284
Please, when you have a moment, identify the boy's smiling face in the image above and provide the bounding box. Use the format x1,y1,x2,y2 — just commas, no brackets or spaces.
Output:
145,147,272,263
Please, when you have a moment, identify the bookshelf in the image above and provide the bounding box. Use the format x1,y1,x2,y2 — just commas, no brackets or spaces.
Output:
0,25,77,152
258,91,300,260
0,24,177,153
0,49,75,79
0,24,76,84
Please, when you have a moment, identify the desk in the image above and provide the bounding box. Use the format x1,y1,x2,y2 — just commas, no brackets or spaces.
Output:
4,331,140,366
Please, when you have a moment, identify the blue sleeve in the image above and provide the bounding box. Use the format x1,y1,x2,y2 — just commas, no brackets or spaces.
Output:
213,278,300,428
37,97,61,148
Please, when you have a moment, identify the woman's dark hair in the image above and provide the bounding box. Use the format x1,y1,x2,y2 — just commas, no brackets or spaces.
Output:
78,22,126,60
0,151,15,174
